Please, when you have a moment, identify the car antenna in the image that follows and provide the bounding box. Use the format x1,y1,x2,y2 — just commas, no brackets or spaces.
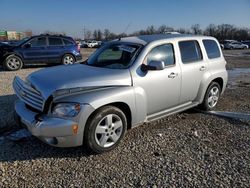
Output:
117,22,132,41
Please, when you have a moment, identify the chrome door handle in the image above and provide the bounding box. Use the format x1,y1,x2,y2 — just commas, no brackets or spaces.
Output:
168,72,178,78
200,66,206,71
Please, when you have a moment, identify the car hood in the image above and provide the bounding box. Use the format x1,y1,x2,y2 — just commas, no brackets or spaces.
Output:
27,64,132,99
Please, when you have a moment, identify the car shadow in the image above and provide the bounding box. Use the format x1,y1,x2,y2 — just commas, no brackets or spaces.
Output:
0,94,18,133
183,108,250,127
0,135,93,162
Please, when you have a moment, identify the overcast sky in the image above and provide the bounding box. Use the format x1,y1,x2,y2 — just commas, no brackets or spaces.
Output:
0,0,250,38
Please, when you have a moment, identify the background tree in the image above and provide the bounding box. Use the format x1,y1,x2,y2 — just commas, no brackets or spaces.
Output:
191,24,202,35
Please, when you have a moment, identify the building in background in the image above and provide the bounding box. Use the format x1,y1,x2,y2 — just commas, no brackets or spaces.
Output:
0,30,7,41
0,30,32,41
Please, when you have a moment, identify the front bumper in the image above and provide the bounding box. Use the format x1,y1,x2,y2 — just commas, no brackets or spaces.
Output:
15,100,84,147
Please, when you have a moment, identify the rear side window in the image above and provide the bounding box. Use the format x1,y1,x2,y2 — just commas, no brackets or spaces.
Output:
29,37,46,47
203,39,221,59
179,40,202,63
63,39,74,46
147,44,175,66
49,37,63,46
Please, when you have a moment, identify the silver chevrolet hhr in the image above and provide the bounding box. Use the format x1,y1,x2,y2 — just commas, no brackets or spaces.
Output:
13,34,228,153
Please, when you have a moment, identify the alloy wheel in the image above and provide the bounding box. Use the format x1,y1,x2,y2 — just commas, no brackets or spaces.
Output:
63,55,74,65
7,57,21,70
207,86,219,108
94,114,123,148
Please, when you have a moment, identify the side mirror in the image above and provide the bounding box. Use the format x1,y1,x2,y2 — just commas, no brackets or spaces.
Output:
141,61,165,72
23,43,31,48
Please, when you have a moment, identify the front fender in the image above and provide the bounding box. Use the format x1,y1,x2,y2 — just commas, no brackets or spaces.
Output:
53,86,148,127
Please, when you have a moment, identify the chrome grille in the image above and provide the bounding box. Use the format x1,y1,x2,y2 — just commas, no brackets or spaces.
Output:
13,76,44,111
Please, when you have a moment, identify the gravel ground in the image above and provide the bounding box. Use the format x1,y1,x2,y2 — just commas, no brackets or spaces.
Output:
0,49,249,187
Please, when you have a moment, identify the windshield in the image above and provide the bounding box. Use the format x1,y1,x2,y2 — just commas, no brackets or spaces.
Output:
86,43,141,69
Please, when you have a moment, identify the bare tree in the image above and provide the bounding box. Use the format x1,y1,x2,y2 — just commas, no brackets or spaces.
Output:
158,25,174,34
204,24,217,36
103,29,111,40
191,24,202,35
93,30,98,40
146,25,156,34
84,30,92,40
97,29,103,40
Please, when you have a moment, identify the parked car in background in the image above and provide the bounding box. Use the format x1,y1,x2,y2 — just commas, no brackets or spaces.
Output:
0,34,82,71
241,41,250,48
220,43,224,50
13,34,227,153
82,40,99,48
224,41,248,49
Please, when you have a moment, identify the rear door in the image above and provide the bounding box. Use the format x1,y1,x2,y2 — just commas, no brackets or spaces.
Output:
21,37,48,63
178,40,208,103
47,37,65,63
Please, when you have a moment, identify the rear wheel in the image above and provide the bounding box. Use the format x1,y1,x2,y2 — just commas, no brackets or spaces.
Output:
84,106,127,153
62,54,75,65
200,82,221,111
4,55,23,71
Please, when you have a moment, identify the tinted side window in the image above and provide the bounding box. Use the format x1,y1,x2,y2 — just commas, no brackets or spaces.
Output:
29,37,46,47
49,37,63,46
147,44,175,66
179,40,202,63
203,39,221,59
63,39,74,45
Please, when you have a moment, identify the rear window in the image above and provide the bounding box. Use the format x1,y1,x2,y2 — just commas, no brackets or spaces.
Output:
179,40,202,63
63,39,74,46
203,40,221,59
49,37,63,46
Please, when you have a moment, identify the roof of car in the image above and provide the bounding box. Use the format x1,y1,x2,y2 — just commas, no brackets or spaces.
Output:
119,34,210,45
34,34,73,39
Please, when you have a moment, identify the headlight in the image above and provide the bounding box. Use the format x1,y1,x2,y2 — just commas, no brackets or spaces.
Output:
52,103,81,117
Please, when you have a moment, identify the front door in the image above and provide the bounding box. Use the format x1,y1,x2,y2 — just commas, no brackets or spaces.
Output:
22,36,48,63
133,43,181,115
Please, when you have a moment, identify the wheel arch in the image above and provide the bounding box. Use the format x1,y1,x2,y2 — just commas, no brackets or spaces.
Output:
4,52,24,62
196,75,226,104
86,102,132,130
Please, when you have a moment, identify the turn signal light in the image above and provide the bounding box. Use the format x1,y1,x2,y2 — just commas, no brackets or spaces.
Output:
72,124,78,135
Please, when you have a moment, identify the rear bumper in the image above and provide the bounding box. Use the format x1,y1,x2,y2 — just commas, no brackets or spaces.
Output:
15,100,84,147
75,54,82,62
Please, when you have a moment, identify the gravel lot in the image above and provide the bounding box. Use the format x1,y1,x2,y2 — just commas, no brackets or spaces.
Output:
0,49,249,187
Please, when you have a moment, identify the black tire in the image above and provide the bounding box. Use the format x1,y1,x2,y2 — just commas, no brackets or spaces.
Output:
200,82,221,111
4,54,23,71
84,106,127,154
62,54,75,65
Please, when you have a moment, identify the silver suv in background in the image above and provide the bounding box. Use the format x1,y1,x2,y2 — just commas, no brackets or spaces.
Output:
13,34,227,153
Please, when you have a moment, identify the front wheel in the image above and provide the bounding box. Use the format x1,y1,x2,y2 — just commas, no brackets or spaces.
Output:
200,82,221,111
4,55,23,71
62,54,75,65
84,106,127,153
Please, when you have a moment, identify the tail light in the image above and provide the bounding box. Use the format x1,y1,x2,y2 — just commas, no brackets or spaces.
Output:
77,44,80,52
